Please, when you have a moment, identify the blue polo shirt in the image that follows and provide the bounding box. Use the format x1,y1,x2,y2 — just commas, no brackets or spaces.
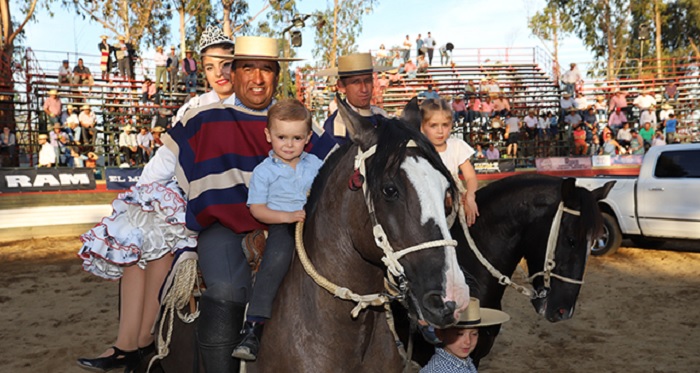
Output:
247,151,323,212
665,118,678,133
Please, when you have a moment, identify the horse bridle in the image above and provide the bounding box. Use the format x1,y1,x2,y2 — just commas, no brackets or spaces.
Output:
459,195,584,299
352,141,458,293
293,141,459,318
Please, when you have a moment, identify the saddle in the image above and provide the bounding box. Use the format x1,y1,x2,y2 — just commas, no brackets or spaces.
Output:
242,229,268,273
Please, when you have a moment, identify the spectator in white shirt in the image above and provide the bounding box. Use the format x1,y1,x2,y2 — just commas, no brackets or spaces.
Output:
153,46,169,90
118,125,139,166
136,127,154,163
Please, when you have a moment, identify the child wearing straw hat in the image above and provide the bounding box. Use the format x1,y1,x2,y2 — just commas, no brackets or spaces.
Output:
421,298,510,373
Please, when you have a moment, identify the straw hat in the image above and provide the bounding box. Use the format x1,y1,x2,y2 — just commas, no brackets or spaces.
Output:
455,298,510,328
87,152,98,160
38,134,49,140
52,122,62,129
67,104,74,110
170,45,176,50
152,126,166,133
156,46,164,51
100,35,108,40
596,95,605,101
81,104,90,110
317,53,392,77
122,124,133,132
204,36,303,62
562,92,572,97
117,35,126,41
661,103,672,110
48,89,58,96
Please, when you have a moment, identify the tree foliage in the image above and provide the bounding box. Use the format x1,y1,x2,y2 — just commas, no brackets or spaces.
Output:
65,0,172,49
312,0,378,67
255,0,299,97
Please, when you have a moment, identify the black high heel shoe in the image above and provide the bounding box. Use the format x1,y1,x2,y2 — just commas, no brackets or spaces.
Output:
76,346,139,372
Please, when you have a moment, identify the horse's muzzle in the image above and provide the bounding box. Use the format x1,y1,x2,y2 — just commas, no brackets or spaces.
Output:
420,291,458,327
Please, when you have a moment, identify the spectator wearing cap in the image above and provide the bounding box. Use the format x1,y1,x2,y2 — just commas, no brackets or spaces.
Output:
118,124,139,166
98,35,113,80
115,35,134,80
151,108,172,131
560,63,582,97
58,60,72,84
72,58,94,85
61,104,79,127
79,104,97,149
633,89,657,112
182,49,198,92
43,89,62,127
659,103,675,122
639,106,658,129
38,134,56,167
559,92,577,121
608,107,627,131
167,46,180,92
153,46,169,90
136,126,154,163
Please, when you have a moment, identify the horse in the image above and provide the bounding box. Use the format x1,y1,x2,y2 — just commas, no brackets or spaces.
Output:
399,174,615,367
243,97,471,372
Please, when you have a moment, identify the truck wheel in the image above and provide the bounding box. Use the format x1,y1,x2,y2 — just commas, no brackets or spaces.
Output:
591,212,622,256
630,236,665,249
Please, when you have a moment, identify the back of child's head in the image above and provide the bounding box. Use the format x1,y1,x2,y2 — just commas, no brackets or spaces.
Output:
267,98,312,131
420,98,452,123
669,113,675,118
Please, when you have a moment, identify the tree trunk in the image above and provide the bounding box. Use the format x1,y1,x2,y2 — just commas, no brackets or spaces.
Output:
179,5,186,58
223,0,232,38
330,0,339,68
552,9,560,82
605,0,614,80
653,0,662,78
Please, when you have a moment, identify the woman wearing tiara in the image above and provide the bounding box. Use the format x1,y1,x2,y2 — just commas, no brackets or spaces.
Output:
76,25,236,372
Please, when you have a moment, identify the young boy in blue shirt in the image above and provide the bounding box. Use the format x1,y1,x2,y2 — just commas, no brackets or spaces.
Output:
233,99,323,361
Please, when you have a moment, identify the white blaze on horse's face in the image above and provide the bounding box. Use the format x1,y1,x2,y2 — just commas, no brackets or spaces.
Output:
401,156,470,319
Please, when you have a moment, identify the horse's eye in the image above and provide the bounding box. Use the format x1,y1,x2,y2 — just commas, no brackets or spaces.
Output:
382,185,399,199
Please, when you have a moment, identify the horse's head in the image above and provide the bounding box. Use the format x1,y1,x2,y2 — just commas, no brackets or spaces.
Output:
329,96,470,327
528,178,615,322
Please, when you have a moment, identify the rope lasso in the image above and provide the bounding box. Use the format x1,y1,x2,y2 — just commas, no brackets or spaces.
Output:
148,257,200,372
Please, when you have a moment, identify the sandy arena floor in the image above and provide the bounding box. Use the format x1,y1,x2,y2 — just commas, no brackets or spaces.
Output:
1,236,699,372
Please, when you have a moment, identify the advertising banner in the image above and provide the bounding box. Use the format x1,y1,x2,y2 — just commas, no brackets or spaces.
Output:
0,168,96,193
473,159,516,174
105,167,143,190
535,157,592,172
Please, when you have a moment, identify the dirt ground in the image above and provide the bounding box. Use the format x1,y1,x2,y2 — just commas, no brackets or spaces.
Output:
1,236,699,373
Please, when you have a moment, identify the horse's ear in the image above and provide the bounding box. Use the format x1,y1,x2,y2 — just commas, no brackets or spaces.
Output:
591,180,616,201
560,177,577,205
401,97,422,131
335,93,377,149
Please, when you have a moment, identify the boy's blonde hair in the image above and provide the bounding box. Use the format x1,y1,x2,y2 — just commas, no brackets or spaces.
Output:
420,98,453,122
267,98,312,131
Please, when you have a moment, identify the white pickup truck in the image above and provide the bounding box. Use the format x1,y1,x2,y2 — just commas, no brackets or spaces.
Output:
576,143,700,255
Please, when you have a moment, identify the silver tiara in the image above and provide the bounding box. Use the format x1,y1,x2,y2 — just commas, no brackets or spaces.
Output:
198,25,235,54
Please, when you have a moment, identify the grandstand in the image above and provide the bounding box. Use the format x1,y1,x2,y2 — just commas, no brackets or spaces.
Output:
2,45,699,170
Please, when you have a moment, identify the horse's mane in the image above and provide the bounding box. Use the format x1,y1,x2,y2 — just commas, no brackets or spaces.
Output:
366,118,457,203
477,174,601,241
306,117,457,216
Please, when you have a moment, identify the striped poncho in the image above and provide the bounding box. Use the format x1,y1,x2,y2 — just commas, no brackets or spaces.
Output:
162,102,271,233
